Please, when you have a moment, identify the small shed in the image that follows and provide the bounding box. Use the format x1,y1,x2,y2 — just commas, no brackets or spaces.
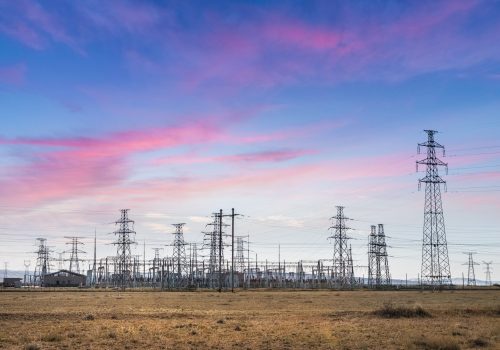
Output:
2,278,22,288
44,270,86,287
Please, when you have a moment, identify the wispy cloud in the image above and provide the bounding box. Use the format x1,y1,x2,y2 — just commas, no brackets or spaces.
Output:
2,1,497,88
0,64,26,86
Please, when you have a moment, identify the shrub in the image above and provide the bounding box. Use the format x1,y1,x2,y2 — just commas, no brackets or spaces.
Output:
471,337,489,347
374,303,431,318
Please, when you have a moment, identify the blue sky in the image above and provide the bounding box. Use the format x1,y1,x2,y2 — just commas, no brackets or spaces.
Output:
0,0,499,281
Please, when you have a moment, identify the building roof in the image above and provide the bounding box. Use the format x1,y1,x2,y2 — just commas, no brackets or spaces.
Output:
44,269,86,278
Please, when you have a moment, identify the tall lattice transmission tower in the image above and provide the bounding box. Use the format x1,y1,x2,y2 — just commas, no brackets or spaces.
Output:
190,243,199,281
112,209,136,288
171,223,188,285
329,206,354,287
204,212,224,288
64,236,86,273
236,236,246,273
417,130,451,286
464,252,479,286
150,247,163,285
33,238,50,286
368,225,377,287
368,224,391,287
482,261,493,286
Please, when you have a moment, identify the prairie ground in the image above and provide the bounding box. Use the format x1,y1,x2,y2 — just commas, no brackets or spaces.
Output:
0,289,499,349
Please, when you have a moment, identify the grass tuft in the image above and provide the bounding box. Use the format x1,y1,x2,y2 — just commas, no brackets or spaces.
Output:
107,331,117,339
374,303,431,318
41,334,62,342
24,344,40,350
413,336,460,350
471,337,489,347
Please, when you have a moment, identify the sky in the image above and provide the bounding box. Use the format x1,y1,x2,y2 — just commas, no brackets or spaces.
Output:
0,0,499,282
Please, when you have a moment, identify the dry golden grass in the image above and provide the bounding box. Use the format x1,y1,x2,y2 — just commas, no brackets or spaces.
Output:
0,289,499,349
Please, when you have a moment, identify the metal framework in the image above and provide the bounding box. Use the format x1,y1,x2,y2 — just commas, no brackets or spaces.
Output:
329,206,354,288
482,261,493,286
417,130,451,286
23,260,31,285
171,223,188,287
464,252,479,286
368,224,391,287
112,209,136,289
33,238,50,286
236,237,246,273
64,236,86,274
204,213,224,289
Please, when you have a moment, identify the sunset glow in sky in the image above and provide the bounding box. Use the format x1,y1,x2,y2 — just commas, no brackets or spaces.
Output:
1,0,499,281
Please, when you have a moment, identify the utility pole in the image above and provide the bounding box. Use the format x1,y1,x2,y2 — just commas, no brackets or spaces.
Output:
482,261,493,286
143,240,146,285
247,234,250,289
3,262,7,279
417,130,451,286
218,209,223,293
93,229,97,286
24,260,31,285
217,209,241,292
231,208,235,292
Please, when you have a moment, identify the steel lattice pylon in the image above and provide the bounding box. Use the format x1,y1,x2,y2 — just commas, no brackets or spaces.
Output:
236,237,246,273
417,130,451,286
464,252,478,286
329,206,354,288
367,224,390,287
376,224,390,286
64,236,85,274
112,209,136,289
207,213,222,288
171,223,188,284
33,238,50,286
482,261,493,286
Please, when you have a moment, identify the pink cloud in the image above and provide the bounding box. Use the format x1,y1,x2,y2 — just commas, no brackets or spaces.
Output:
90,151,425,207
0,122,224,206
219,149,316,163
177,0,493,89
2,1,494,87
0,116,332,206
152,149,316,167
0,64,26,86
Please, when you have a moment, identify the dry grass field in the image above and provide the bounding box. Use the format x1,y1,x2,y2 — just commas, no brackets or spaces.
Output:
0,289,499,349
